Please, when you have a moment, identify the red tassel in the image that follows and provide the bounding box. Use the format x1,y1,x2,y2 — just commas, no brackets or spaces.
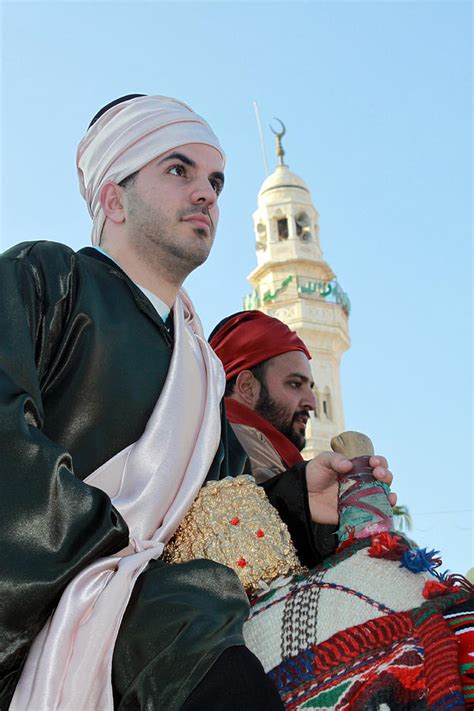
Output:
336,527,356,552
422,580,453,599
368,532,409,560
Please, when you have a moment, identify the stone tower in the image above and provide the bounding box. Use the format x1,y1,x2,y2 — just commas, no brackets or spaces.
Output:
244,122,351,457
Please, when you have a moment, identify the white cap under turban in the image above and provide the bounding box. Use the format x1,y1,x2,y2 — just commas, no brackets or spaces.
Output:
76,95,225,246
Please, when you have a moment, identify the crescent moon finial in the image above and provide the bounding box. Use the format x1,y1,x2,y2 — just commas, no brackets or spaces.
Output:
270,118,286,138
269,117,287,166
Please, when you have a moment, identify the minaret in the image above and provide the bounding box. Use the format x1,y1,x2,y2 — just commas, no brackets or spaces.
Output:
244,120,351,457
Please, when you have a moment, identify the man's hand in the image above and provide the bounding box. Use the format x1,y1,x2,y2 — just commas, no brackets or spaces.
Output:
306,452,396,524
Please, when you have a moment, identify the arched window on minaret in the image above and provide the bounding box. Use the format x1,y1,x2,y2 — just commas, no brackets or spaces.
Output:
277,216,289,240
312,389,320,419
295,212,312,241
321,387,332,420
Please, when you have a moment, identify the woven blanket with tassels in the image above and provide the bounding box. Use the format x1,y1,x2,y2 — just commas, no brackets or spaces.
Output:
243,534,473,710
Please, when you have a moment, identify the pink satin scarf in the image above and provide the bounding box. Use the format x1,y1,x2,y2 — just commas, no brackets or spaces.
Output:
11,290,225,710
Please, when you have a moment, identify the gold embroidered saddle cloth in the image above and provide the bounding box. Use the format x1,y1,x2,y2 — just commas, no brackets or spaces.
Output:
163,475,303,593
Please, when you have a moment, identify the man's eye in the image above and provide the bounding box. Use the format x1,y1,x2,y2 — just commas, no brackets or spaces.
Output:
289,381,302,389
210,178,223,196
168,164,186,177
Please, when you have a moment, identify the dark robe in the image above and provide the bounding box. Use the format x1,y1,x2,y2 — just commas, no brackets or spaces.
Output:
0,241,322,709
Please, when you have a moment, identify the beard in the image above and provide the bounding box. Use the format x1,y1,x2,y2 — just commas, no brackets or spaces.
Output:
126,189,214,281
255,380,307,451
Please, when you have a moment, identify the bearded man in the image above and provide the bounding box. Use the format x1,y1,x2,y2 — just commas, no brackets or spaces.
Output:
209,310,395,533
210,312,473,710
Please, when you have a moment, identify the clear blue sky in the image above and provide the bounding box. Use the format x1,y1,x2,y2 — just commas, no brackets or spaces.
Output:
1,1,472,574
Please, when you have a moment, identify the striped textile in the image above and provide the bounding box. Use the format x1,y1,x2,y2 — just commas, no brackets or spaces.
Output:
266,591,468,710
445,598,474,708
243,540,472,710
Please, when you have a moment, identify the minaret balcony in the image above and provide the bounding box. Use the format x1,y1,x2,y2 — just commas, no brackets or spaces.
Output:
244,275,351,316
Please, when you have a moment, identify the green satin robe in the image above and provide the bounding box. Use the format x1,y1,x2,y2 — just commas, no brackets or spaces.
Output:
0,242,322,709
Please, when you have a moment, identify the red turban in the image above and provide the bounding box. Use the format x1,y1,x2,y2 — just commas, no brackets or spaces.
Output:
209,311,311,381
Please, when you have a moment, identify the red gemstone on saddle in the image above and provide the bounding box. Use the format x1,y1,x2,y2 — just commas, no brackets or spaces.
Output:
230,517,240,526
237,558,247,568
256,529,265,538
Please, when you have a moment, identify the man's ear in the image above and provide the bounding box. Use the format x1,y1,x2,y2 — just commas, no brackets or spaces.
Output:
235,370,260,409
100,182,126,224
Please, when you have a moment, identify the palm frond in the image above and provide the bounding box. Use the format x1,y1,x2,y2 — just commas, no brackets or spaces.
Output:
393,504,413,532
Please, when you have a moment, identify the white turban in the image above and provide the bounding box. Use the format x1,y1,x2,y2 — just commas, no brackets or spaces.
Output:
76,95,225,246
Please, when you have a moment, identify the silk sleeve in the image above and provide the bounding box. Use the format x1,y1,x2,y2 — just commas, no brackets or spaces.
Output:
0,248,129,704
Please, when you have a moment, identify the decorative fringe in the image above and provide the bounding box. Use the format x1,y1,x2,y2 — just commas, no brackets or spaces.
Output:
422,580,454,599
368,532,410,560
400,547,447,576
444,573,474,596
399,548,474,597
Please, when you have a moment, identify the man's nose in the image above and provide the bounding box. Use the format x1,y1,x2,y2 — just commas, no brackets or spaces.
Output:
301,389,317,411
190,177,216,207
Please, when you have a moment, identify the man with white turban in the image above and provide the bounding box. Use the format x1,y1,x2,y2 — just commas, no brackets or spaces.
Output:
1,94,305,709
1,94,364,710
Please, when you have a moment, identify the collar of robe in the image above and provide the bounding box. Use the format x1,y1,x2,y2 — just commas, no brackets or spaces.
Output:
225,398,303,469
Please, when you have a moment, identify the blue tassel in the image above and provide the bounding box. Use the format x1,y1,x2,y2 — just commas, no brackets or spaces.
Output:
400,547,444,575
